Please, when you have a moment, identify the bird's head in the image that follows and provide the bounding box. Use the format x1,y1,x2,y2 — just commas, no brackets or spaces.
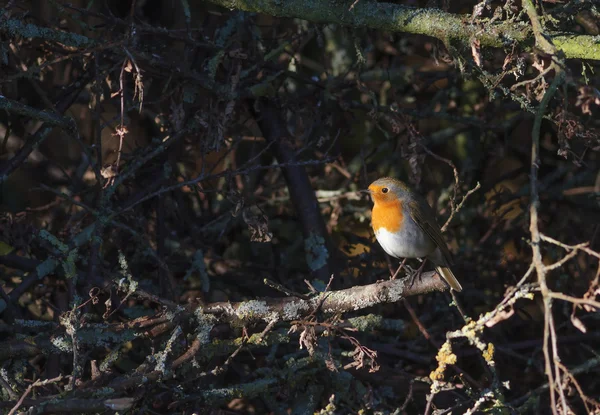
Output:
366,177,411,205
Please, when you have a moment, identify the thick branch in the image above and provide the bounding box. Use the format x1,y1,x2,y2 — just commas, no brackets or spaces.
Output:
1,252,447,359
253,100,335,281
203,271,447,325
205,0,600,60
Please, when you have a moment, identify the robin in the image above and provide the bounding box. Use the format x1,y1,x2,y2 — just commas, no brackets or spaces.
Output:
366,177,463,292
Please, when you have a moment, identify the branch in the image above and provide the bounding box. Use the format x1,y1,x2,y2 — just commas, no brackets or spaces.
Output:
205,0,600,60
0,72,91,183
203,271,447,325
524,0,567,407
253,100,336,281
0,96,76,133
0,18,96,48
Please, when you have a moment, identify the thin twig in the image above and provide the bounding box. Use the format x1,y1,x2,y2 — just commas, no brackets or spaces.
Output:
541,234,600,260
547,292,600,310
264,278,310,300
524,9,566,405
8,375,68,415
442,182,481,233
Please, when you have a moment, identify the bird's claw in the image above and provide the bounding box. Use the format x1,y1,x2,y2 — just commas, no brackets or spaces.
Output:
407,261,427,288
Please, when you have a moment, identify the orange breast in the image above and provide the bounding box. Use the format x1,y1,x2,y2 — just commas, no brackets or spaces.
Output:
371,199,403,233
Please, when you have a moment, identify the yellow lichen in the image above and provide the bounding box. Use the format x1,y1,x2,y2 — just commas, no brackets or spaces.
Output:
430,340,457,381
483,342,495,363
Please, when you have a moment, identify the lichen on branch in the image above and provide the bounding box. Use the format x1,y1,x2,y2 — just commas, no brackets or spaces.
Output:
206,0,600,60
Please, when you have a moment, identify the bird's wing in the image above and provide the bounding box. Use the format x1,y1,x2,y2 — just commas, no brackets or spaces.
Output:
408,199,453,265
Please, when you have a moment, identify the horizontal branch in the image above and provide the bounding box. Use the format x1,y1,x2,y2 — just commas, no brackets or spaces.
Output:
0,96,76,132
205,0,600,60
203,271,448,325
0,252,447,362
0,18,96,48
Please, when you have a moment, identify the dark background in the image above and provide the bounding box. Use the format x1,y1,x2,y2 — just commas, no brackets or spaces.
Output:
0,0,599,413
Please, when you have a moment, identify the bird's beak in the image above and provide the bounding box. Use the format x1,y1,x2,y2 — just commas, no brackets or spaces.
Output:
359,189,372,195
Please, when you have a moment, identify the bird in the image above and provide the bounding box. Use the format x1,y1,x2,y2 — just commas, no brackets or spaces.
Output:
366,177,463,292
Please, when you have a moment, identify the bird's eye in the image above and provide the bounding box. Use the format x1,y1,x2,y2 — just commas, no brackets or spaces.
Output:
382,188,389,193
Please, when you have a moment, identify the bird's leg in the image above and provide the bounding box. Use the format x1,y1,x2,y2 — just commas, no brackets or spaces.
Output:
408,258,428,288
390,258,407,280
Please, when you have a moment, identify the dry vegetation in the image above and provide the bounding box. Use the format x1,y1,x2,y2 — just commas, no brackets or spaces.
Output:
0,0,599,414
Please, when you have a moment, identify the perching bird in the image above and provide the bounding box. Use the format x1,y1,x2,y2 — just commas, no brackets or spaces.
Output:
366,177,463,292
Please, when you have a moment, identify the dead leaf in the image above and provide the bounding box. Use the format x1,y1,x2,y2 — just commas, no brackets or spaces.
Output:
471,38,482,68
570,308,587,333
298,326,317,356
242,205,272,243
575,86,600,115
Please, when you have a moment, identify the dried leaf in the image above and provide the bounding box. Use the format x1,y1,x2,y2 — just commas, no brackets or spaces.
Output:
502,54,512,71
532,56,545,73
298,326,317,356
583,284,600,313
570,309,587,333
575,86,600,115
242,206,272,243
471,38,482,68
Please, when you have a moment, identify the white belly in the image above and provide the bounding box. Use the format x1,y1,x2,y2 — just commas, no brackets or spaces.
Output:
375,221,435,259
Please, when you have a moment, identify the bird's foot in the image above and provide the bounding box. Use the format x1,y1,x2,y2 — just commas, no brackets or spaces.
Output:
408,260,428,288
403,264,415,275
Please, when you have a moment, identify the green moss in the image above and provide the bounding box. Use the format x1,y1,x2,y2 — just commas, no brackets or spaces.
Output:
553,35,600,60
208,0,597,60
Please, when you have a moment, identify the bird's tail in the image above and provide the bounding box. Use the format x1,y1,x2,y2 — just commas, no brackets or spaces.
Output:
436,266,463,292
